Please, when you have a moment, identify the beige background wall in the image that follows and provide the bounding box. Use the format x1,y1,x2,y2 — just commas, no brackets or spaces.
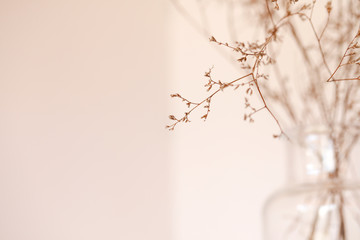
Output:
0,1,286,240
0,1,170,239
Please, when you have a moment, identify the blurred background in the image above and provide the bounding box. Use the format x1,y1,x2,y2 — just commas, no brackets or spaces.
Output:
0,0,285,239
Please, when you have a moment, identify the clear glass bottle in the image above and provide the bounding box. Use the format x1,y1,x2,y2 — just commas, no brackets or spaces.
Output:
263,126,360,240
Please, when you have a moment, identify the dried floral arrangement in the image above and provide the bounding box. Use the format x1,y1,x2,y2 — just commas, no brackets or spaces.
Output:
167,0,360,165
167,1,360,238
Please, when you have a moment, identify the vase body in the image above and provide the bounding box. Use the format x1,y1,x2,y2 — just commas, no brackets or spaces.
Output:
263,127,360,240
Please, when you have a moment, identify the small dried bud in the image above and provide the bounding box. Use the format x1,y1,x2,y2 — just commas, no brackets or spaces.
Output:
246,88,253,95
325,1,332,14
299,13,307,21
237,57,247,62
209,36,217,42
274,3,279,10
300,4,311,11
169,115,176,120
350,42,360,49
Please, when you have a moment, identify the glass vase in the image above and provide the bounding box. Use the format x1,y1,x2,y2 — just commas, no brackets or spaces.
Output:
263,126,360,240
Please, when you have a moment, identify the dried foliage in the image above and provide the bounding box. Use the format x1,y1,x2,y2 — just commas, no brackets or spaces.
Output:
167,0,360,175
167,0,360,163
167,0,360,237
168,0,360,139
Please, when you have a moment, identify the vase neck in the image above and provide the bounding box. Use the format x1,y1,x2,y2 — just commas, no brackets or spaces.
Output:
286,129,353,185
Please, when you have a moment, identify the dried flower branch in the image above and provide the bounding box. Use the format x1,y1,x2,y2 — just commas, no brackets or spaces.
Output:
327,30,360,82
167,72,253,130
168,1,317,138
168,0,360,152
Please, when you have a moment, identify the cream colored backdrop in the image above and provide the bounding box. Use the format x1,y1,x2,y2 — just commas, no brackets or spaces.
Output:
0,1,286,240
0,1,170,240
